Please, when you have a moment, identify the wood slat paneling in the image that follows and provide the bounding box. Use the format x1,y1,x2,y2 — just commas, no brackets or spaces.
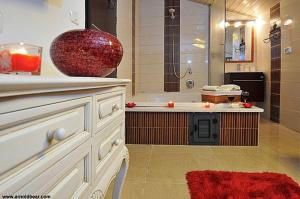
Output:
226,0,279,19
126,112,188,145
220,112,259,146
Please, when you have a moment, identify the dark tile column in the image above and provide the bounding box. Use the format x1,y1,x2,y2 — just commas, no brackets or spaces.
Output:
164,0,180,92
270,3,281,123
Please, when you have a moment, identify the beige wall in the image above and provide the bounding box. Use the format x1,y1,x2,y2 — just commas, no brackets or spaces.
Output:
116,0,133,97
209,0,225,85
180,0,209,92
280,0,300,132
256,12,272,119
0,0,85,76
136,0,164,93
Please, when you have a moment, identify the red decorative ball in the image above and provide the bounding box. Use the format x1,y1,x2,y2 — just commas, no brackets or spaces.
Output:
50,29,123,77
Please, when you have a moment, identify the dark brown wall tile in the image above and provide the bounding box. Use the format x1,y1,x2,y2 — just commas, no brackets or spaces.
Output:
164,0,180,92
270,2,281,123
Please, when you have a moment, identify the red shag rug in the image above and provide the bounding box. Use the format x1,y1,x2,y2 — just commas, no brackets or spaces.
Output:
186,171,300,199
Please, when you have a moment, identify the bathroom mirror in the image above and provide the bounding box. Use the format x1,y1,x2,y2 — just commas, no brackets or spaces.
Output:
225,21,254,63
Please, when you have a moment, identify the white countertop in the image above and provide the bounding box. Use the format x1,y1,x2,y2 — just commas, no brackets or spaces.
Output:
0,74,130,97
126,102,264,113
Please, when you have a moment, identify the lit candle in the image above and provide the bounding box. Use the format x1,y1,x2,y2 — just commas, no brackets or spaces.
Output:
204,102,210,108
167,101,175,108
11,53,41,72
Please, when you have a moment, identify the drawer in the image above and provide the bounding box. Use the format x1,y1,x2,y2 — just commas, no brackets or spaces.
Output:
0,97,91,176
0,131,91,198
95,91,125,134
93,116,125,177
16,138,91,199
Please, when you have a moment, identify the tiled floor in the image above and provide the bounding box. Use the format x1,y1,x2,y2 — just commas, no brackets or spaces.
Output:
105,119,300,199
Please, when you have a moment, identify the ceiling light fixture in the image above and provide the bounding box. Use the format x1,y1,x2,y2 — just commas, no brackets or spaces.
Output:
284,18,293,26
234,21,242,28
255,18,266,27
246,21,255,27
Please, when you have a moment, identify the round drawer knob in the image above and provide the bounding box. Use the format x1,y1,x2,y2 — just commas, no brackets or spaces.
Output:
48,128,67,141
112,104,120,112
112,139,122,146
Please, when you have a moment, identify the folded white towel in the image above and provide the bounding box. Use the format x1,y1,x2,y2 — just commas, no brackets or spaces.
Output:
219,84,241,91
202,84,240,92
202,85,220,91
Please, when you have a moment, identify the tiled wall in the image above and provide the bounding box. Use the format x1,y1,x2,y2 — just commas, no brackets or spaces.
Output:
209,0,225,85
280,0,300,132
136,0,164,93
180,0,209,92
135,0,209,94
116,0,133,97
164,0,181,92
132,0,136,95
256,11,272,119
270,3,281,123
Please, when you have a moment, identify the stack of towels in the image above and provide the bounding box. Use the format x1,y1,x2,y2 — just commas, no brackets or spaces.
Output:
202,84,241,92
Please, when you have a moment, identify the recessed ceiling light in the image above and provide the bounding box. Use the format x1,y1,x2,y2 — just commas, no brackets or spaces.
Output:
234,21,242,28
246,21,255,27
284,18,293,26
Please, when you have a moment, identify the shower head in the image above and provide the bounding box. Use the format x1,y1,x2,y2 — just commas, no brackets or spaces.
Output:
169,8,176,20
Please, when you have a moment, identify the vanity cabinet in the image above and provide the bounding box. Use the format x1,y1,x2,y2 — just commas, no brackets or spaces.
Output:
0,75,130,199
189,113,220,145
224,72,265,102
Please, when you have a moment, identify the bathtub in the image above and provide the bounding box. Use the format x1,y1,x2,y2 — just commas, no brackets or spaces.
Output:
125,96,263,146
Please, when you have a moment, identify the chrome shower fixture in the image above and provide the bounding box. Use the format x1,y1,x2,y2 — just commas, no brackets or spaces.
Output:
169,8,176,20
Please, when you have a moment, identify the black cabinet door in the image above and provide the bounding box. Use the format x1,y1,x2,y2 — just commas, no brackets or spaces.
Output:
189,113,220,145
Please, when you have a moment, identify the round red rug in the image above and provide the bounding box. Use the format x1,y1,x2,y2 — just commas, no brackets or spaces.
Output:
186,170,300,199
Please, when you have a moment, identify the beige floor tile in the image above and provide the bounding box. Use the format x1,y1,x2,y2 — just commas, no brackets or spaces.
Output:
151,145,189,156
214,154,263,172
211,146,250,155
185,146,214,155
121,181,145,199
143,182,190,199
127,144,152,154
104,119,300,198
147,153,199,183
126,166,148,183
104,179,145,199
128,151,151,168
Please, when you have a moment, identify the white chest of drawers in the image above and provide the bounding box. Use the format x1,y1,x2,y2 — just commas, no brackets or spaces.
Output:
0,75,130,199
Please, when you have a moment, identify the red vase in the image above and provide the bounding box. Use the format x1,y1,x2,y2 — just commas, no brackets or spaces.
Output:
50,29,123,77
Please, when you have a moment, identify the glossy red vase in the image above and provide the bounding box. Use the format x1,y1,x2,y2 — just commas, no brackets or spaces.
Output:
50,29,123,77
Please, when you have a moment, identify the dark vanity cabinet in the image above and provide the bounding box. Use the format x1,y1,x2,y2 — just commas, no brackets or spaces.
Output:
189,113,220,145
225,72,265,102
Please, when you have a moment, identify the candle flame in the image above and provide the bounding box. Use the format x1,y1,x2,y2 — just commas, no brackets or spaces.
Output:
11,47,28,55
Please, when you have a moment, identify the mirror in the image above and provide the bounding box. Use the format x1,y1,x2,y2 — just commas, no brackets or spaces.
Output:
225,21,254,63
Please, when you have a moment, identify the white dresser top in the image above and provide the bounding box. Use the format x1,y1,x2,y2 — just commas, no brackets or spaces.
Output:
0,74,130,97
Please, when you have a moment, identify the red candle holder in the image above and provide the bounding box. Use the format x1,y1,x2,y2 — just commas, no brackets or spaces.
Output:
0,43,42,74
167,101,175,108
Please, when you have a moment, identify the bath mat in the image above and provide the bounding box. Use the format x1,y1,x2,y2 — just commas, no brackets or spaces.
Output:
186,170,300,199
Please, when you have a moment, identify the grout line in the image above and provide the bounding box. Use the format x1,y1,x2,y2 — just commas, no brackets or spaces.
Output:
144,145,153,184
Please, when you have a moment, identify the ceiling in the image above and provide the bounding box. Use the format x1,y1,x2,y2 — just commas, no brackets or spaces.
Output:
189,0,215,5
190,0,280,20
226,0,280,19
